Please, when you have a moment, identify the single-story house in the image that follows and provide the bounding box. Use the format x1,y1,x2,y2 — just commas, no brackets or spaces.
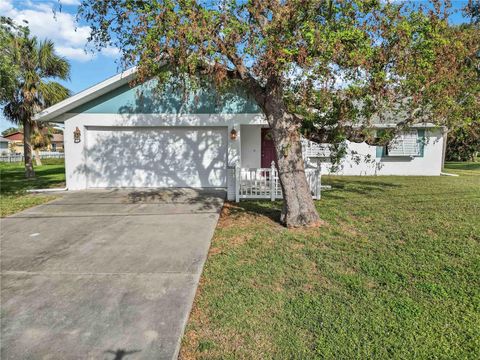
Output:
2,131,64,154
50,133,64,152
0,136,11,155
3,131,23,154
34,68,446,200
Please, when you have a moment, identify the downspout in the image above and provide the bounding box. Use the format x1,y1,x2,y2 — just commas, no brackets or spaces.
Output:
441,127,448,170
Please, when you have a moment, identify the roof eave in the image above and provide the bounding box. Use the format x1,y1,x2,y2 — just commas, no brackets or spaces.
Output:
34,67,138,122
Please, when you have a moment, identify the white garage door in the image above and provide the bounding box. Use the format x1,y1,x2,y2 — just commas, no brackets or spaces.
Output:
85,127,227,188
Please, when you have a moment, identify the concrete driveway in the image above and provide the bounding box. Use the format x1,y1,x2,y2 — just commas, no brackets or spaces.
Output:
0,188,224,359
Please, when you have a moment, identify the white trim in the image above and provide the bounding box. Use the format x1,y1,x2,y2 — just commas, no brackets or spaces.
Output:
372,123,441,129
27,187,68,193
61,113,268,126
34,67,138,122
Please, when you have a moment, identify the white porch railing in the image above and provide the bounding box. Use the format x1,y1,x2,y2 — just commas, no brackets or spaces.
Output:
235,161,321,202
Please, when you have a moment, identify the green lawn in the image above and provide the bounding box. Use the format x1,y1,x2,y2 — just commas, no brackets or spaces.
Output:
444,161,480,176
0,158,65,217
182,163,480,359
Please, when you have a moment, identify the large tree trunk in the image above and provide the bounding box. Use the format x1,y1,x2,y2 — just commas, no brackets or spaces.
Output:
262,93,321,228
23,120,35,178
34,148,42,166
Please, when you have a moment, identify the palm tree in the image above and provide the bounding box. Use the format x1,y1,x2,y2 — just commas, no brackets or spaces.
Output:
2,29,70,177
31,123,53,166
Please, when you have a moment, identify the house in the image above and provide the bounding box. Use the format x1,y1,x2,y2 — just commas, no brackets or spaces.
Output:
3,132,24,154
50,133,64,152
0,136,11,155
34,68,446,200
2,130,64,154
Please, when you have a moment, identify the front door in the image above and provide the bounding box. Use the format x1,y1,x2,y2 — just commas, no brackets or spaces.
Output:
261,128,277,168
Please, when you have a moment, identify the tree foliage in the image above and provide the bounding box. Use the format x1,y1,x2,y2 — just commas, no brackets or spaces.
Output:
0,17,71,177
78,0,479,226
80,0,478,136
446,121,480,161
0,16,24,103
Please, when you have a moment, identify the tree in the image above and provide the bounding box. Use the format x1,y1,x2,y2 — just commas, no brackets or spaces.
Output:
0,17,21,102
442,0,480,163
1,127,20,137
31,123,54,166
446,121,479,161
0,17,70,178
79,0,479,227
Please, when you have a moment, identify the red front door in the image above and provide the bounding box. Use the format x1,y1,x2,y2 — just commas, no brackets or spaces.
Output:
261,128,277,168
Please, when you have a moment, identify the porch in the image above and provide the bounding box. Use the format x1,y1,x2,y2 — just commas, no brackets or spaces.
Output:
229,125,321,202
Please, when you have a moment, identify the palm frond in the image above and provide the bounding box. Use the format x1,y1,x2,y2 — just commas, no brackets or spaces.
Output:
31,122,54,149
37,81,71,108
38,39,70,80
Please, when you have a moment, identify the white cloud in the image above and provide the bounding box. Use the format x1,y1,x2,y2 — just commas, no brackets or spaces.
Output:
101,46,120,57
58,0,81,5
55,46,95,61
1,0,119,62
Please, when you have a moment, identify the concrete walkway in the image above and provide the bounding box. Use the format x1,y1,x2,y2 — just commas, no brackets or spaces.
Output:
0,188,224,359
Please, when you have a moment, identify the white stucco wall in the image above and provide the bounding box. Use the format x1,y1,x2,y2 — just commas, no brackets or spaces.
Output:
240,125,263,168
317,128,444,176
63,113,268,198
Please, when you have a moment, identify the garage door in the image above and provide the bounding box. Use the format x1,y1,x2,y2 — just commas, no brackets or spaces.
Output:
85,127,227,188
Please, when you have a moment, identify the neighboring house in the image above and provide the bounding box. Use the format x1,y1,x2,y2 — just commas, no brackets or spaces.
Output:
2,131,64,154
34,68,445,199
0,137,11,155
50,133,64,152
3,132,24,154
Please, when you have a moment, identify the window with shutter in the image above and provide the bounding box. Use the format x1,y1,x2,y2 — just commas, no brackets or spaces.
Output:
301,138,331,158
387,130,420,156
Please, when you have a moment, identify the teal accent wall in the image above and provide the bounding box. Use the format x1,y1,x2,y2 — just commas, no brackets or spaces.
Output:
376,145,385,158
71,78,261,114
376,129,386,158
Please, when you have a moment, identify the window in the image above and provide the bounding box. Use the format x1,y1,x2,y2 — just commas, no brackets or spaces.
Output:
301,138,331,158
376,129,425,158
387,130,419,156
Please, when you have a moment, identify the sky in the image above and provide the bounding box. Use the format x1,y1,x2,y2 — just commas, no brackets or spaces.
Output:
0,0,472,132
0,0,122,132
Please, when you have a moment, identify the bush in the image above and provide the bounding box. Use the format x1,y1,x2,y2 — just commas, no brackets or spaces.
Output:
446,123,480,162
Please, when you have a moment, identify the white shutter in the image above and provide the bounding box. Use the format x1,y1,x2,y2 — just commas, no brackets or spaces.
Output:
387,130,419,156
301,138,331,158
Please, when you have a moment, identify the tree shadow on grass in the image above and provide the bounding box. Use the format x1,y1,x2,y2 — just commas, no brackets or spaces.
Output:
226,178,402,223
0,165,65,195
224,200,283,223
323,177,402,198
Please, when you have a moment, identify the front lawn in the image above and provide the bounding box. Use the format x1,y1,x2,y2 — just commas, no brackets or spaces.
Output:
0,158,65,217
182,164,480,359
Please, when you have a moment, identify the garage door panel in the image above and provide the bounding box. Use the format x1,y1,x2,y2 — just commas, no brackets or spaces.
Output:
85,127,227,188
